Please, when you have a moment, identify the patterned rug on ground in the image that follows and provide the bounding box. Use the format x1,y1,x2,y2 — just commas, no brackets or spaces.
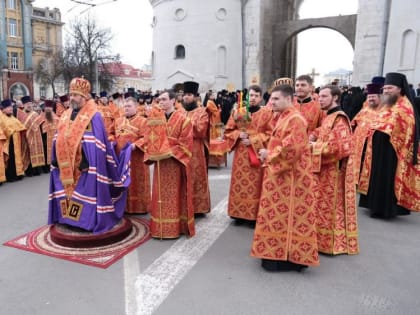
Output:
3,217,150,269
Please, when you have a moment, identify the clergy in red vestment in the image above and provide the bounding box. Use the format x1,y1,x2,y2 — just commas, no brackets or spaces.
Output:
251,85,319,272
350,83,384,197
182,81,211,214
225,85,273,222
311,85,359,255
293,75,325,134
115,96,150,214
97,91,115,141
360,72,420,217
142,89,194,239
207,94,227,168
56,95,69,117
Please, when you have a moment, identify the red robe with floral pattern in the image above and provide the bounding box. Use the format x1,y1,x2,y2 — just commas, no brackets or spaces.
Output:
362,96,420,211
311,108,359,255
224,106,273,220
185,106,211,213
115,113,150,214
350,106,380,191
293,96,325,134
142,110,194,238
251,106,319,266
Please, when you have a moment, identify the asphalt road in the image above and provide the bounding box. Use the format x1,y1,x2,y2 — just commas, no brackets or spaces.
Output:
1,156,419,315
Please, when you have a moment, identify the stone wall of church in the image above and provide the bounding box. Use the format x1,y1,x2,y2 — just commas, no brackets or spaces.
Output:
352,0,388,86
243,0,262,88
383,0,420,86
150,0,243,92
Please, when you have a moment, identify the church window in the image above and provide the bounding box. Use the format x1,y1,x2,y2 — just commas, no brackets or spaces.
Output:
400,29,417,70
216,8,227,21
175,45,186,59
217,46,227,76
175,8,186,21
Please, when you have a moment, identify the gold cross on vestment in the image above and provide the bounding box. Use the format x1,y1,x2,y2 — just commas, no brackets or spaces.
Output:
149,131,157,142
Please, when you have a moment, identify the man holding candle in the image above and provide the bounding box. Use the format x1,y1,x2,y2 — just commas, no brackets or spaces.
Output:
225,85,273,223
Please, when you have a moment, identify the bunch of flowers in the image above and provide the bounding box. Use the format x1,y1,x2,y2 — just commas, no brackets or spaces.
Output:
233,91,251,128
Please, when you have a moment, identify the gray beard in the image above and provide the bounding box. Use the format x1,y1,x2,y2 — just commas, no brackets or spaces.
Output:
381,94,398,106
71,101,81,109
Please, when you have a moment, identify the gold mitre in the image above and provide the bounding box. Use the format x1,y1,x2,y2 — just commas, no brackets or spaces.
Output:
69,77,91,98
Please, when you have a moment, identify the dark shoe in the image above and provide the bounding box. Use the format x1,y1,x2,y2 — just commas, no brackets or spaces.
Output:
261,259,308,272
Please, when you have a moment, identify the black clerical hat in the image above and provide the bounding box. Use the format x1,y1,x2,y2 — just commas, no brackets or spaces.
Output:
183,81,199,95
21,95,32,104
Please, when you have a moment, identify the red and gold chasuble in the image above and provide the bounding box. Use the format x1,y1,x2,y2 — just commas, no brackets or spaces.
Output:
19,110,45,169
311,110,359,255
224,107,273,220
55,100,97,198
55,103,66,117
40,112,59,165
109,101,122,120
115,114,150,214
185,106,211,214
363,96,420,211
0,112,25,177
97,104,115,140
207,100,228,167
293,97,325,134
350,106,379,191
251,107,319,266
143,110,195,238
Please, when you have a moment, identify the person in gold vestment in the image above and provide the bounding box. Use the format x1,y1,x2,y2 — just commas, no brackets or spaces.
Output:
224,85,273,223
0,100,26,182
142,89,194,239
0,113,7,183
39,100,59,173
182,81,211,214
114,96,150,214
251,85,319,272
18,96,45,177
310,85,359,255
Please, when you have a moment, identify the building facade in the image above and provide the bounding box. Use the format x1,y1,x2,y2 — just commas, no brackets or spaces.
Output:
150,0,243,93
0,0,63,101
102,62,153,93
150,0,420,91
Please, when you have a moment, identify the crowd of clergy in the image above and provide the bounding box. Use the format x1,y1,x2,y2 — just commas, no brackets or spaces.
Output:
0,71,419,272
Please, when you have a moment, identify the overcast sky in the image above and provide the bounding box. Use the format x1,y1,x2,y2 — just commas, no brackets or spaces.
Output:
33,0,153,69
33,0,357,85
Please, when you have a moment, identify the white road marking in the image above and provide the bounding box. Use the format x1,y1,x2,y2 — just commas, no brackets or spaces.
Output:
208,174,231,181
124,251,141,315
124,196,230,315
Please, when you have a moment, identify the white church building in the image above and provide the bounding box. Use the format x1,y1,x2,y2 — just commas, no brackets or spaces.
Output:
150,0,420,91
